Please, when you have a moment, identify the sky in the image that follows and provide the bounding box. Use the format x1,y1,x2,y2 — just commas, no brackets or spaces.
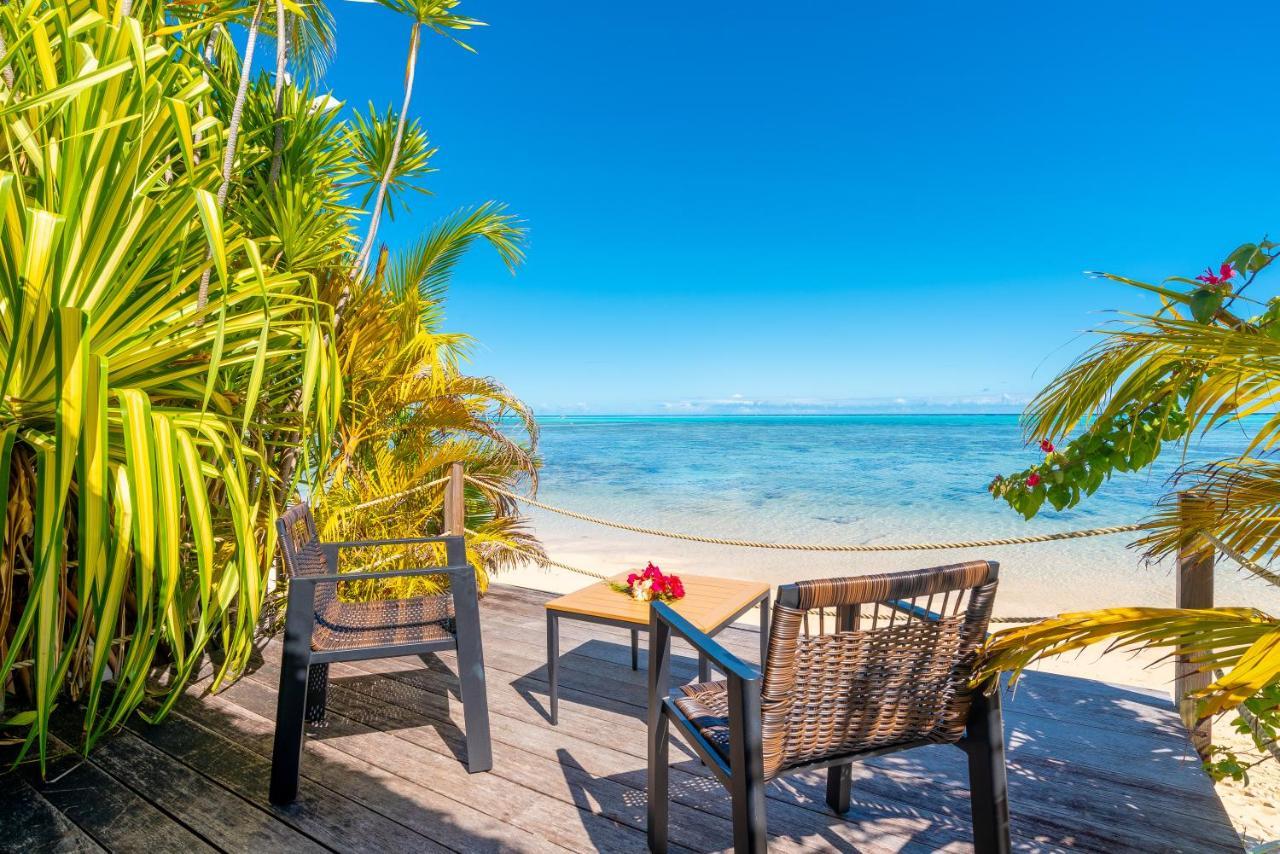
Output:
310,2,1280,414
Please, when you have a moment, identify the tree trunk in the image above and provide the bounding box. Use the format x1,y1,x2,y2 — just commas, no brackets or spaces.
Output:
198,0,263,312
267,0,287,185
352,22,420,278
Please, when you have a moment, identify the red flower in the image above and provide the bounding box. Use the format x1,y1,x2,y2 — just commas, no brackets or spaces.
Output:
668,577,685,599
1196,263,1236,286
1026,472,1042,487
1039,439,1054,453
626,573,639,586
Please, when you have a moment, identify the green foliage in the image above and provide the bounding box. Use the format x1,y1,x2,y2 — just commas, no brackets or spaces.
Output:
1,0,538,770
0,4,338,768
981,239,1280,780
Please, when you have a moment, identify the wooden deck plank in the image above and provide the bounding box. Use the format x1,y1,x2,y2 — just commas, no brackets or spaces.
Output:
242,643,966,853
83,724,331,854
0,770,106,854
4,582,1243,853
321,613,1236,852
21,736,218,854
126,700,453,853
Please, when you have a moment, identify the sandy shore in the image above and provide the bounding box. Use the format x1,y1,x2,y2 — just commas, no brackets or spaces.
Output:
498,555,1279,846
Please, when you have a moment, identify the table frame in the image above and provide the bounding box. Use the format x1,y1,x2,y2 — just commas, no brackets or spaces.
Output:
545,589,770,725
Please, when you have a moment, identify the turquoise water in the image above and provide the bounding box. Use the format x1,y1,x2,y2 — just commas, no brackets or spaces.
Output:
523,415,1280,614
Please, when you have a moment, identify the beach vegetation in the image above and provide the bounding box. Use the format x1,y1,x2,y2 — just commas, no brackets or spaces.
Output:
984,239,1280,780
0,0,536,769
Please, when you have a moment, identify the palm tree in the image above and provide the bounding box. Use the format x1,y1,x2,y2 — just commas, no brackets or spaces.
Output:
198,0,264,311
982,241,1280,776
268,0,337,184
348,0,484,277
316,202,540,594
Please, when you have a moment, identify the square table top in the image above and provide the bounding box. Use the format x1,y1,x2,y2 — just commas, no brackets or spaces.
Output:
545,573,770,634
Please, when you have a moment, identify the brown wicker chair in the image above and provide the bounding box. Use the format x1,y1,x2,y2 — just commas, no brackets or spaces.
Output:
269,503,491,805
647,560,1009,853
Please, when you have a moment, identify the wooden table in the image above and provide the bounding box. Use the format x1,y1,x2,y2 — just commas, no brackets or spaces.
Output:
544,573,771,724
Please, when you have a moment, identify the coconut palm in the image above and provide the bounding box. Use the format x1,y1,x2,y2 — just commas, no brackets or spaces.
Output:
348,0,484,276
197,0,265,311
315,203,542,595
268,0,337,184
983,241,1280,776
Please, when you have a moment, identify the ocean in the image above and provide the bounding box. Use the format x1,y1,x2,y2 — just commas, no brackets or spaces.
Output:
518,414,1280,616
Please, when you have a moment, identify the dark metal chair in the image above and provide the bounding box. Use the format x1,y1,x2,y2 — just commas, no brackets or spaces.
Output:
647,560,1009,853
269,503,492,805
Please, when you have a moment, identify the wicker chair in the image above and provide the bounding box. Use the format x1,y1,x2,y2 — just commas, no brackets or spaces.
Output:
269,503,491,805
647,560,1009,853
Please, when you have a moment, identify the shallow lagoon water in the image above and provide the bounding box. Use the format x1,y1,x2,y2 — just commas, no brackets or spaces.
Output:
521,415,1280,615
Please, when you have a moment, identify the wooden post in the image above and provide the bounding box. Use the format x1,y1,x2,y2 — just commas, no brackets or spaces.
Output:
444,462,465,537
1176,491,1214,754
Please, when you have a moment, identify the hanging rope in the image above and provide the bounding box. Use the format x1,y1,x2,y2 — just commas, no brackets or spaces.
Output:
351,476,450,513
466,476,1143,553
478,533,1045,623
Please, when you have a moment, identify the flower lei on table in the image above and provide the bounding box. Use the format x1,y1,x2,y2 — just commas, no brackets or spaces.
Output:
611,562,686,602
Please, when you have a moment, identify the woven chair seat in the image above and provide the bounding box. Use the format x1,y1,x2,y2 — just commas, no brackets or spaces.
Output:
674,681,738,771
311,588,456,652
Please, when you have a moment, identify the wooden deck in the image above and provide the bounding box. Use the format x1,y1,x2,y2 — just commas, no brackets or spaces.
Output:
4,583,1242,853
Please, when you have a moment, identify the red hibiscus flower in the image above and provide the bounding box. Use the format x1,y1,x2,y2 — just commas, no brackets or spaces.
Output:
1039,439,1054,453
1196,263,1236,286
1027,473,1042,487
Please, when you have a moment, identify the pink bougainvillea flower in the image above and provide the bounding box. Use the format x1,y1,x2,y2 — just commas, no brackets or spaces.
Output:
669,577,685,599
1039,439,1054,453
1197,263,1236,286
1027,472,1042,487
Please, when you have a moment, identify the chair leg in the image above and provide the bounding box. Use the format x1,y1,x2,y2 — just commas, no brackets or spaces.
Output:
270,581,318,805
648,614,672,854
965,686,1011,854
305,663,329,725
826,762,852,814
451,571,492,773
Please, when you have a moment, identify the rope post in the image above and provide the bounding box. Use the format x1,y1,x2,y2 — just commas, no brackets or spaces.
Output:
445,462,465,537
1176,491,1214,755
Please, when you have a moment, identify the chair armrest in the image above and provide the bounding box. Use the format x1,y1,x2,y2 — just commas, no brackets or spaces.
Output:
319,536,466,575
296,563,471,585
651,601,759,683
331,535,462,549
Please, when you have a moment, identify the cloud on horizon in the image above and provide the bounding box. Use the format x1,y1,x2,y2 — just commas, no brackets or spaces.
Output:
536,393,1033,416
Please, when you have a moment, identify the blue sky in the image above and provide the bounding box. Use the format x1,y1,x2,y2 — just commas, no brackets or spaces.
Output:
315,2,1279,414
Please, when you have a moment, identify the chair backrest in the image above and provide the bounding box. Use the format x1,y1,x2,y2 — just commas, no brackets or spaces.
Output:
276,503,326,579
760,560,998,777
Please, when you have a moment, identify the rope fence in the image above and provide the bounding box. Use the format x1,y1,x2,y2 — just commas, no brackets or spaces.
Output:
479,532,1047,623
467,476,1144,553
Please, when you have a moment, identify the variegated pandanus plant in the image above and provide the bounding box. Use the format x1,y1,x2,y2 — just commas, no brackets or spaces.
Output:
0,5,339,770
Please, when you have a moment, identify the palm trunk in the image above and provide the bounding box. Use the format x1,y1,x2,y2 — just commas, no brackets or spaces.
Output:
197,0,263,312
267,0,287,185
352,21,420,278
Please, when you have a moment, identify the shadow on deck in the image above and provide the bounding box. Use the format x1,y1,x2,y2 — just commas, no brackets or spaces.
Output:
2,583,1241,853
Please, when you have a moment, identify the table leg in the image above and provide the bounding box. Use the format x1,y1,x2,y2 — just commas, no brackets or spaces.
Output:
698,652,710,683
547,611,559,725
759,591,771,667
631,627,639,671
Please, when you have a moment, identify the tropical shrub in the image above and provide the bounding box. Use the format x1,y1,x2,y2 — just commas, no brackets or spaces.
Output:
0,5,339,767
1,0,539,768
983,240,1280,780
